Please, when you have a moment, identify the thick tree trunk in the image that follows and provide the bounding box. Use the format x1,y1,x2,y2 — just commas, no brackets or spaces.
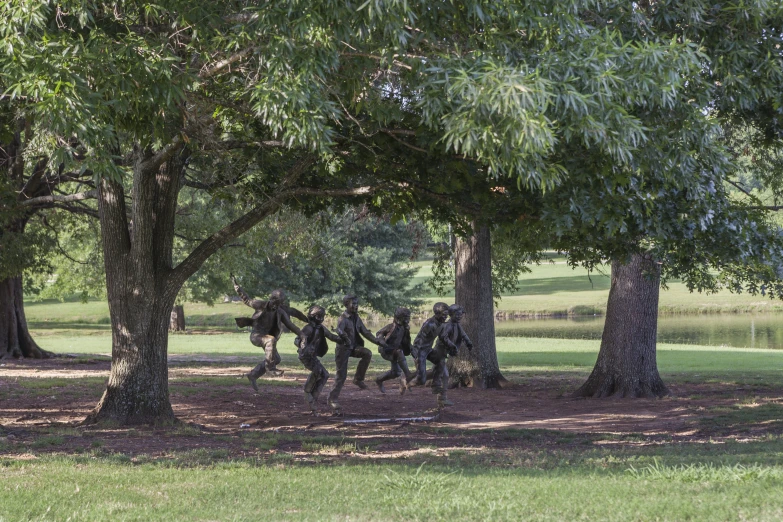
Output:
169,305,186,331
0,275,52,359
86,297,177,425
449,223,505,389
86,149,323,425
573,254,669,398
86,152,185,426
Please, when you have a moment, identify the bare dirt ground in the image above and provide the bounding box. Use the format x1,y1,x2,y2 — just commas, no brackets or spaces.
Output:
2,355,783,460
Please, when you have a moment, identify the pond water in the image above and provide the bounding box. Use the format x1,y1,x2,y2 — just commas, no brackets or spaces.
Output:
492,314,783,349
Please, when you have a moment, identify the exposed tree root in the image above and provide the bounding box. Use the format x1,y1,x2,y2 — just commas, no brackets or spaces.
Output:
573,373,669,399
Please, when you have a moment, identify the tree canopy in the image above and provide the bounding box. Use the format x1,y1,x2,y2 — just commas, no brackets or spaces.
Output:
3,0,783,419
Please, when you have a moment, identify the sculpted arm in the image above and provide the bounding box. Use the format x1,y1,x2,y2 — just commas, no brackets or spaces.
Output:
322,326,342,343
232,276,265,310
279,309,303,337
286,306,309,323
335,318,351,346
419,321,438,343
297,326,313,351
375,324,393,344
358,320,382,346
459,325,474,350
438,324,459,354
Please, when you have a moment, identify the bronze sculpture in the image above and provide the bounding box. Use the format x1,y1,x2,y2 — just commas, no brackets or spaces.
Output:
296,305,341,413
431,304,474,407
374,307,416,395
327,294,387,415
232,276,306,391
410,302,450,386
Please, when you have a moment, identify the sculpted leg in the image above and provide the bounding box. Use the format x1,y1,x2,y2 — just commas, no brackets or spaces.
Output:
263,336,283,376
328,346,351,413
246,363,265,392
416,349,431,386
313,363,330,400
352,346,372,389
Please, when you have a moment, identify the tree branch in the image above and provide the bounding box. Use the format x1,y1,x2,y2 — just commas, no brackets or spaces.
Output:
727,179,755,198
140,136,184,173
168,184,378,291
18,189,97,208
381,129,429,153
202,140,287,150
52,203,99,219
199,48,255,79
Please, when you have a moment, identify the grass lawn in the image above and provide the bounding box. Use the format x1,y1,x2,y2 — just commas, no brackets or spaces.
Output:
7,262,783,521
4,453,783,521
3,331,783,521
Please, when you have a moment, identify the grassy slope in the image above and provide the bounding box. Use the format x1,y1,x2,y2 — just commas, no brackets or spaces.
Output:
412,259,783,315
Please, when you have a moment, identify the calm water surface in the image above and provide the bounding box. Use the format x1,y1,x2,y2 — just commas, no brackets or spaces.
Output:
492,314,783,349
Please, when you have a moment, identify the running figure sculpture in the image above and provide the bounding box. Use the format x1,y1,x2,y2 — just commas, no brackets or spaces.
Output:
410,302,450,386
232,276,307,391
374,307,416,395
296,305,341,413
327,294,387,415
431,304,474,408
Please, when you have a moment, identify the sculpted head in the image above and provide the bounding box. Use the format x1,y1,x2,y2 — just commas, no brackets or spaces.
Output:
343,294,359,314
394,307,411,328
448,304,465,323
307,304,326,325
433,302,449,323
268,289,286,309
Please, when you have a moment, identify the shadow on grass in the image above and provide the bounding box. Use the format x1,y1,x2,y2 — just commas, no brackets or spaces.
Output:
505,275,611,296
700,403,783,435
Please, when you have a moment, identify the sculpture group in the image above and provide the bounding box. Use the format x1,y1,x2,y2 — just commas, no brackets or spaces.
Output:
232,277,473,415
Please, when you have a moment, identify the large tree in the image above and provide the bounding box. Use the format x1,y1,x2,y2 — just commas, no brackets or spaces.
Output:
0,111,97,359
7,0,770,423
565,0,783,398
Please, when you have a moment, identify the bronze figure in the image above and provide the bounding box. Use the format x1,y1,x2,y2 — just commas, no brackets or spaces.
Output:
327,294,386,414
410,302,450,386
296,305,341,413
232,276,306,391
374,307,416,395
431,304,474,407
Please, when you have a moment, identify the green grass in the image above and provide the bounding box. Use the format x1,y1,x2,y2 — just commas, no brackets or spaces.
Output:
6,333,783,520
11,271,783,521
3,450,783,521
31,332,783,384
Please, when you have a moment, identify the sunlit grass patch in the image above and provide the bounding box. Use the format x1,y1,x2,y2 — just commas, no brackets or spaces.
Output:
300,439,360,454
626,458,783,482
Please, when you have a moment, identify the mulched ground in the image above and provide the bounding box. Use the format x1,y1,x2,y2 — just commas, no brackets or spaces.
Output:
2,355,782,460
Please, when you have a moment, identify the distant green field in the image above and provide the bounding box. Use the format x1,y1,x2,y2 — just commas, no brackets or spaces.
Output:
25,257,783,327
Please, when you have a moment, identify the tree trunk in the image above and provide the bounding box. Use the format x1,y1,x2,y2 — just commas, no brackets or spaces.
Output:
449,223,505,389
169,305,186,331
573,253,669,398
86,296,177,425
85,151,185,426
0,275,52,359
86,149,320,425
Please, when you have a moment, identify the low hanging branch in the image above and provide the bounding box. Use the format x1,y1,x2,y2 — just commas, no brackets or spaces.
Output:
169,178,380,290
18,189,97,208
